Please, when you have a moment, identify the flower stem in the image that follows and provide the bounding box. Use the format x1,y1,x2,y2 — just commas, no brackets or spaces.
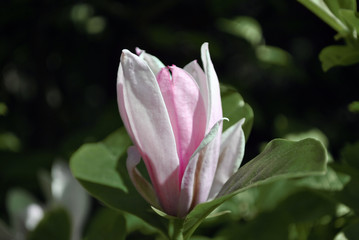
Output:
169,218,184,240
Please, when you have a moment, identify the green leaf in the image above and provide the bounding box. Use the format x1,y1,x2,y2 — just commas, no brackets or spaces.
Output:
341,219,359,240
6,188,37,228
298,0,349,33
0,102,7,116
256,45,292,66
220,84,254,141
27,207,71,240
70,128,168,235
324,0,357,21
348,101,359,113
339,9,359,35
182,138,326,239
85,208,126,240
217,17,263,46
319,45,359,71
341,141,359,170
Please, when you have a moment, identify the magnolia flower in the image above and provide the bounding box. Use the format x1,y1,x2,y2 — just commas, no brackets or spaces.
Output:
117,43,245,217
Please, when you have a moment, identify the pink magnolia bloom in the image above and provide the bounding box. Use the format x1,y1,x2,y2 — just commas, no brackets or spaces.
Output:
117,43,245,217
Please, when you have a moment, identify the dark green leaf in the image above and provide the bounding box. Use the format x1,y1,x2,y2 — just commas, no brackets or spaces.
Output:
183,138,327,239
221,84,254,141
86,208,126,240
27,207,71,240
217,17,263,46
348,101,359,113
256,45,292,66
341,141,359,170
341,219,359,240
319,45,359,71
70,129,168,235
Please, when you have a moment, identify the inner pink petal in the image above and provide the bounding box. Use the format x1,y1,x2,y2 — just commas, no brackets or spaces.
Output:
157,66,207,186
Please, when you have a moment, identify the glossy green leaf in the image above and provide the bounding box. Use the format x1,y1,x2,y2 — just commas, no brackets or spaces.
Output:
339,9,359,33
182,138,326,239
298,0,349,33
214,163,348,222
86,208,126,240
70,128,168,235
220,84,254,141
27,207,71,240
324,0,357,20
319,45,359,71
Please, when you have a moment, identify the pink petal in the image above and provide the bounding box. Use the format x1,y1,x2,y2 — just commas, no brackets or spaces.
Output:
118,50,180,215
184,60,209,119
201,43,223,131
157,66,207,184
178,119,223,217
126,146,161,209
208,119,245,199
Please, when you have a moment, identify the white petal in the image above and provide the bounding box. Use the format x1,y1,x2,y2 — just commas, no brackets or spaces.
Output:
136,48,165,75
201,43,223,131
118,50,180,215
208,119,245,199
178,119,223,217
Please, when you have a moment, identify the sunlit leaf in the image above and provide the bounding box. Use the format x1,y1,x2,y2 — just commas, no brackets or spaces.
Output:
182,138,326,239
324,0,357,21
339,9,359,34
298,0,349,33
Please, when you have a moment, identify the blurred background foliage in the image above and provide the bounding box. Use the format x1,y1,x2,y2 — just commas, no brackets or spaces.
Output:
1,0,359,239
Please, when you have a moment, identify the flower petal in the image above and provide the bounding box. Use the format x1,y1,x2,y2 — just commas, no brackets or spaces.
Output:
208,118,245,199
178,119,224,217
126,146,161,209
136,47,165,75
201,43,223,130
157,66,207,183
184,60,209,114
118,50,180,215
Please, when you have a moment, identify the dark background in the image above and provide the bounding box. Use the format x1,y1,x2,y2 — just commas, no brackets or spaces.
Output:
1,0,358,222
